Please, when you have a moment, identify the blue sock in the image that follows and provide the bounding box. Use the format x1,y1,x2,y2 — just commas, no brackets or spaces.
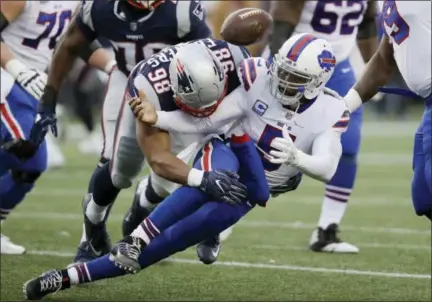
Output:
325,154,357,203
75,255,126,283
0,174,33,221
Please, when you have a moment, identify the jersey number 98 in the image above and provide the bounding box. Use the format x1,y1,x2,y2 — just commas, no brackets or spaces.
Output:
148,68,171,94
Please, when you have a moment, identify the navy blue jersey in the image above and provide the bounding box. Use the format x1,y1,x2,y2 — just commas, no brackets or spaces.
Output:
126,38,250,112
76,0,211,75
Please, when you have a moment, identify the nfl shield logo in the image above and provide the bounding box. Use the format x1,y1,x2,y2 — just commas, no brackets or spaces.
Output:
130,22,137,31
285,111,294,120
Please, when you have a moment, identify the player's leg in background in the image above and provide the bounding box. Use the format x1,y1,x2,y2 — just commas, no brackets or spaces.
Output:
70,68,128,265
412,107,432,221
0,83,47,255
310,58,361,253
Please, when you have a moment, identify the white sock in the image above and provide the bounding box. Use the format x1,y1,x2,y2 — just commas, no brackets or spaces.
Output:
318,185,351,229
85,198,108,224
131,224,151,244
138,178,158,210
67,267,79,285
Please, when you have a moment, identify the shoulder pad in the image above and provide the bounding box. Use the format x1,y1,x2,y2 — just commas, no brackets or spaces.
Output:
237,57,269,92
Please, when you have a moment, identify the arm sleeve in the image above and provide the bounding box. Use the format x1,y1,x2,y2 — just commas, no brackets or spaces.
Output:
75,0,97,42
177,0,211,40
293,129,343,183
155,86,247,133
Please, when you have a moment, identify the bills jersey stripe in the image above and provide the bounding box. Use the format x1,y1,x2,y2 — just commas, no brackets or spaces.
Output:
333,120,349,128
287,34,317,62
246,59,257,85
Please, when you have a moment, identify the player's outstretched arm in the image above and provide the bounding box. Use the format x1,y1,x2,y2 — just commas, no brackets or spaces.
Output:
133,86,247,134
268,0,305,55
345,36,396,112
356,1,379,62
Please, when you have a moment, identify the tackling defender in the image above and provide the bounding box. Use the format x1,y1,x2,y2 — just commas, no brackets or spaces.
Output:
29,0,214,265
344,0,431,220
0,0,78,254
23,39,268,301
124,33,351,265
263,0,379,253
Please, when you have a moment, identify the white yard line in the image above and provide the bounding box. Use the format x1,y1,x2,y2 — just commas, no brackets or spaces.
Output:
26,249,430,280
252,243,431,252
10,211,431,235
29,189,412,207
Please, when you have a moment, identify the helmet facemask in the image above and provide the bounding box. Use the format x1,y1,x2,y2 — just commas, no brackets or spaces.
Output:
269,54,320,107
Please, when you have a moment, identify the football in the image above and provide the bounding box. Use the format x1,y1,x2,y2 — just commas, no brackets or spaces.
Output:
220,7,273,46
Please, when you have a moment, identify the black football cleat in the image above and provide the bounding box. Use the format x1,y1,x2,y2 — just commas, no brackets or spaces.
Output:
196,235,221,265
122,177,152,237
309,223,359,253
23,269,70,300
68,194,111,268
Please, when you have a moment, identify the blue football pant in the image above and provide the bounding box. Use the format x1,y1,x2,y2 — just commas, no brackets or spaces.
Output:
0,83,47,219
411,106,432,217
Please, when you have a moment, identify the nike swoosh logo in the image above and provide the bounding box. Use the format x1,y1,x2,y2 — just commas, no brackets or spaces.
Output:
212,245,220,258
215,180,225,193
88,240,102,257
124,212,132,222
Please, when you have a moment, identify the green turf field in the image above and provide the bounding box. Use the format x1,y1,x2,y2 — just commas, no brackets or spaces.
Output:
1,121,431,301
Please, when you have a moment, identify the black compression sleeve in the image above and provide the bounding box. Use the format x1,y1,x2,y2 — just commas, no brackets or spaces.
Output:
0,11,9,32
269,21,296,55
77,39,103,62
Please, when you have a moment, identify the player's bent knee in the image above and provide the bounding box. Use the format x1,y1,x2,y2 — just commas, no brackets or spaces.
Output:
11,170,42,184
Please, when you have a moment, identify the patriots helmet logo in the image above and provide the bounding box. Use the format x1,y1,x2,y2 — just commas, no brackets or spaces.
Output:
176,59,195,94
317,50,336,72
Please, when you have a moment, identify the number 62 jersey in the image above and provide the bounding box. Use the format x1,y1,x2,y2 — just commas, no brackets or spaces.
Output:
294,0,369,62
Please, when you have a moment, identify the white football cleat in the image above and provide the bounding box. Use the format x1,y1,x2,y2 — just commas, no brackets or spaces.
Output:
309,223,359,254
1,234,26,255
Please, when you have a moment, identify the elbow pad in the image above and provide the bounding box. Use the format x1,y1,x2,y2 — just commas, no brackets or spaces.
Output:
269,21,296,55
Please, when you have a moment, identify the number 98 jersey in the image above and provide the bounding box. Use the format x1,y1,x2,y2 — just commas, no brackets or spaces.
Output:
128,38,250,113
294,0,368,62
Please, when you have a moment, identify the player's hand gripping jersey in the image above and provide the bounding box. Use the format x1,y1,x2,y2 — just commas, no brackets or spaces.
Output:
77,0,211,75
154,56,350,188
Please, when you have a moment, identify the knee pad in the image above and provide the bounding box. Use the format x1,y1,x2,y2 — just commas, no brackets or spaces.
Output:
11,170,42,184
145,177,165,204
110,137,145,189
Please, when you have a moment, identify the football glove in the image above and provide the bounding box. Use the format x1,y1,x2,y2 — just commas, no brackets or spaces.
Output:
30,85,58,145
199,170,248,205
270,173,302,198
269,125,298,165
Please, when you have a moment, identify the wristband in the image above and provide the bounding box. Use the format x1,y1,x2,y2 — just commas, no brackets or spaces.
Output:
344,89,363,113
5,59,26,79
187,168,204,187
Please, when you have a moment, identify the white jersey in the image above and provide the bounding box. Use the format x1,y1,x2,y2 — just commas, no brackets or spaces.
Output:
156,57,350,187
235,58,349,187
381,1,431,98
294,0,368,62
2,1,78,71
